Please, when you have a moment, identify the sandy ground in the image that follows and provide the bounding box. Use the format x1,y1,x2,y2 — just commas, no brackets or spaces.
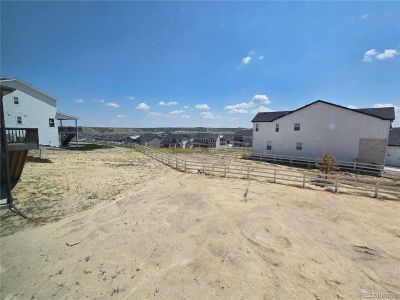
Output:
1,148,400,299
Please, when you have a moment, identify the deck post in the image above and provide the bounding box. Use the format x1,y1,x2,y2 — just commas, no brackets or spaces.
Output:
75,119,78,147
353,162,357,172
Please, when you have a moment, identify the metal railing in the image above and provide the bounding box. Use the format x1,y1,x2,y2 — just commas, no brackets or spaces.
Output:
5,128,39,145
132,143,399,200
58,126,82,134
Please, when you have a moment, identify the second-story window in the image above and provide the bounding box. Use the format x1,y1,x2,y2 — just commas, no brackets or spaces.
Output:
255,124,259,132
13,96,19,105
275,123,279,132
296,142,303,150
16,116,22,124
49,118,55,127
294,123,300,131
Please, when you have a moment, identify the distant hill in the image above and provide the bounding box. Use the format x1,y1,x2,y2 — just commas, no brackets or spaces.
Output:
81,127,252,137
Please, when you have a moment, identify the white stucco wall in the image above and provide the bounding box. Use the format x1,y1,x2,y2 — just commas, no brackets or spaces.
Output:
252,101,391,162
385,146,400,167
2,80,59,147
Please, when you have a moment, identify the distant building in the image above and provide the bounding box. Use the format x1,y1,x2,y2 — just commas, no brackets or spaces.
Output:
1,77,79,147
252,100,395,165
192,134,221,148
386,128,400,167
132,134,161,148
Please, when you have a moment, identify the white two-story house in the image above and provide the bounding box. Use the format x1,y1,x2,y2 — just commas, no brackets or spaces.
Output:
252,100,395,165
1,77,79,147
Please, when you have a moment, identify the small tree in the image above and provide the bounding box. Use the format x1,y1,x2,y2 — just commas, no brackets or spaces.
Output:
316,153,338,175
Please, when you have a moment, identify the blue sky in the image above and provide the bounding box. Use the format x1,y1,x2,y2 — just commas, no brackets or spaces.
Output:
1,1,400,127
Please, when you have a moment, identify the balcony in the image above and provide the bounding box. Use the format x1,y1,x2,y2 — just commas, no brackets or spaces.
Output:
5,128,39,151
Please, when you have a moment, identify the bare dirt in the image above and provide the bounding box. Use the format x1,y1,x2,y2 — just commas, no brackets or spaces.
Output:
1,148,399,299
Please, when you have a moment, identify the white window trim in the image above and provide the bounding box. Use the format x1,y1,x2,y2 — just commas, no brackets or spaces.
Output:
13,96,19,105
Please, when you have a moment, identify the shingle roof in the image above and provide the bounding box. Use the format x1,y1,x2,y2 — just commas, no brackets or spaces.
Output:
252,100,395,122
388,128,400,146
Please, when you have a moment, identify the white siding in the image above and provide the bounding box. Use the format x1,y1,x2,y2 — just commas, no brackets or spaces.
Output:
3,80,59,147
252,101,391,162
385,146,400,167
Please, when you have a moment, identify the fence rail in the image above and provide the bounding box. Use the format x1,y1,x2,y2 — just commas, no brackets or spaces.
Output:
250,152,384,176
132,143,399,200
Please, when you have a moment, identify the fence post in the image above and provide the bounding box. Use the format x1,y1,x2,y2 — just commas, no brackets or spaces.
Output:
203,162,205,174
290,157,292,166
273,155,276,163
374,182,379,198
259,154,261,162
353,162,357,172
335,175,338,193
302,174,305,188
175,157,178,169
224,164,227,177
307,159,310,169
274,169,277,183
247,166,250,179
184,160,187,172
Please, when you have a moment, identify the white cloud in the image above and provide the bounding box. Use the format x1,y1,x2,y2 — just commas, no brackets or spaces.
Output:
159,101,178,107
363,49,398,62
252,94,271,104
363,49,378,62
181,114,191,119
200,112,216,119
169,110,184,115
361,14,369,19
136,102,150,111
347,105,358,109
258,55,264,60
183,106,189,109
124,96,135,100
116,114,127,118
225,94,272,113
251,106,273,114
99,100,105,103
75,99,85,104
195,104,210,110
106,102,120,108
147,111,162,117
376,49,398,60
242,56,252,64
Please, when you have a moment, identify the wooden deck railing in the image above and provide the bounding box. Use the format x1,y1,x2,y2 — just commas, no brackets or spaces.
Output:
5,128,39,145
132,143,399,200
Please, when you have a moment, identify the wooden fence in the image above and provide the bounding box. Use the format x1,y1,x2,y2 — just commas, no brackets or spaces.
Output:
250,152,384,176
132,144,399,200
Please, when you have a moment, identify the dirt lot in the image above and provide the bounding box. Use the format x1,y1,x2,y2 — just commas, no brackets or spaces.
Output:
1,148,399,299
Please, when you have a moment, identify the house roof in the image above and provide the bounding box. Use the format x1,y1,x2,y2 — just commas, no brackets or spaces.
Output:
388,128,400,146
251,100,396,122
0,77,58,101
56,111,79,120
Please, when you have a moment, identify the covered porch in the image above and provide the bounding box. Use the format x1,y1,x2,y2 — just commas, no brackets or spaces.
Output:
56,112,81,147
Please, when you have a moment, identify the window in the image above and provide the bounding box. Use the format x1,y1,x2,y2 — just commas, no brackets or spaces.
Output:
16,116,22,124
255,124,259,132
275,123,279,132
13,96,19,105
294,123,300,131
296,142,303,150
49,118,55,127
267,140,272,150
